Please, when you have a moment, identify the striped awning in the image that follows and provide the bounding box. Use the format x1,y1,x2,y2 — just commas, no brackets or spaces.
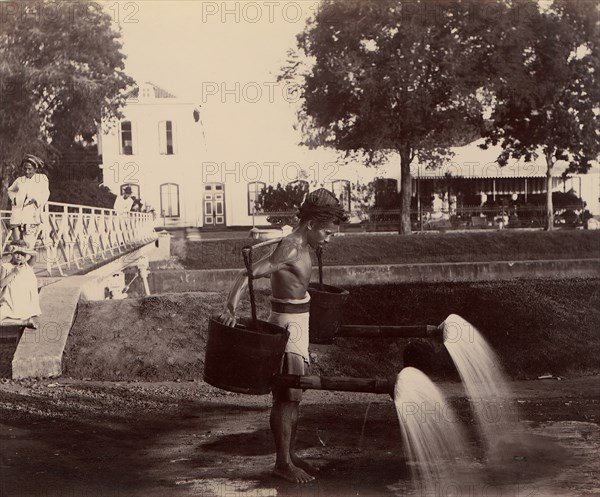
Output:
411,176,563,194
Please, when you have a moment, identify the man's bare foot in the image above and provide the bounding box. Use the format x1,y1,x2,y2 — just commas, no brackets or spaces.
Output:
273,463,315,483
290,454,319,474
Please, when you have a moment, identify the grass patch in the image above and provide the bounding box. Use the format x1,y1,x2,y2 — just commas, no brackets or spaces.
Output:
179,230,600,270
65,278,599,382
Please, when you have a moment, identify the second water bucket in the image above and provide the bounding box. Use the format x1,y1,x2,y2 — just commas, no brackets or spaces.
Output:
308,282,349,344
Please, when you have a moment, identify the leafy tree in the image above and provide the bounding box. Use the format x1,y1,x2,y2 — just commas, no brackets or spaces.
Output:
552,190,585,212
352,178,402,225
257,181,309,226
371,178,401,211
0,0,133,208
282,0,507,234
348,181,374,222
481,0,600,230
49,142,116,208
50,142,102,182
50,179,116,208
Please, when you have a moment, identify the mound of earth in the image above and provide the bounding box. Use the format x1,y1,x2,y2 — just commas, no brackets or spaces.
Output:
63,278,600,382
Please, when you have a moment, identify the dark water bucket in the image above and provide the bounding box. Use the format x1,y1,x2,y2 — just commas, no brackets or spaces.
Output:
204,317,289,395
307,282,350,344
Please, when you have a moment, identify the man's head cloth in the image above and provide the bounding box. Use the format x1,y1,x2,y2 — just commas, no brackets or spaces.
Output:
298,188,348,224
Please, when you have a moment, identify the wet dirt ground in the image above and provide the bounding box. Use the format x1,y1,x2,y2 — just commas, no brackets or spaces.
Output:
0,376,598,497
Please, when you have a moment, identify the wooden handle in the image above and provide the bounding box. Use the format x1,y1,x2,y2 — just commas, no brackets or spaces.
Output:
251,237,283,251
338,324,439,339
273,374,395,395
241,238,284,326
316,245,323,285
241,246,257,326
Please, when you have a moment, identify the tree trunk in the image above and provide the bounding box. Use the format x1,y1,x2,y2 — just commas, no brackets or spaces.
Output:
398,145,413,235
0,163,12,210
545,152,554,231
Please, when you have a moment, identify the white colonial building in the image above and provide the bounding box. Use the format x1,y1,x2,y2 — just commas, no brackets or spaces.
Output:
99,83,598,229
98,82,208,227
98,82,357,228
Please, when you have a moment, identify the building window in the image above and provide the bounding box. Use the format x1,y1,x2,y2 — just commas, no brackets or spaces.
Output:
159,120,176,155
332,179,351,211
160,183,180,218
120,121,134,155
248,182,266,215
373,178,398,207
120,183,140,198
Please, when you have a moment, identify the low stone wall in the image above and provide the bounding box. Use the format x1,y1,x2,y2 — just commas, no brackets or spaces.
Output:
148,258,600,294
14,255,598,380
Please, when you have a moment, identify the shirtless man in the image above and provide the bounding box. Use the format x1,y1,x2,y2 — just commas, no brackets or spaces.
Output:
218,188,346,483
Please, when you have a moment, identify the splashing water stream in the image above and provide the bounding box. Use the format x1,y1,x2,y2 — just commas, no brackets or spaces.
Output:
442,314,520,455
392,315,526,494
394,367,470,494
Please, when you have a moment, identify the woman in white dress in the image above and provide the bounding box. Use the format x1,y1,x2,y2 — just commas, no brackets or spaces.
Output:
7,154,50,249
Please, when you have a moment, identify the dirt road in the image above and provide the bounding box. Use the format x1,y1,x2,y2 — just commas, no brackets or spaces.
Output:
0,376,598,497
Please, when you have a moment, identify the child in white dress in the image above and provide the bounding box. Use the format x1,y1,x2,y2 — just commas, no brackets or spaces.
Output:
7,154,50,250
0,241,40,328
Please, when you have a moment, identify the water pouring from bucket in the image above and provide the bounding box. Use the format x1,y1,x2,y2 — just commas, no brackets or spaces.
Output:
393,367,470,492
441,314,519,455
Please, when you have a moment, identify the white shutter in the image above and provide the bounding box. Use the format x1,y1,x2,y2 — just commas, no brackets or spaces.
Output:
158,121,166,154
118,122,124,155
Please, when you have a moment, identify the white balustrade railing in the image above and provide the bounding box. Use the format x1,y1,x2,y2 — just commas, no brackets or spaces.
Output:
1,201,157,276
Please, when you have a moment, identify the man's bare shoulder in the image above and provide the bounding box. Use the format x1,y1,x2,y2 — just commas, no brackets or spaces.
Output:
271,236,304,266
